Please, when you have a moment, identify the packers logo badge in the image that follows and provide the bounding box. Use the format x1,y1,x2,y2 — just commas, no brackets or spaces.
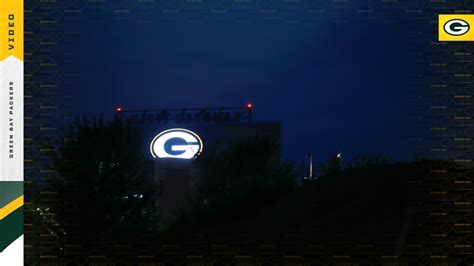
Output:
150,128,203,159
439,14,474,41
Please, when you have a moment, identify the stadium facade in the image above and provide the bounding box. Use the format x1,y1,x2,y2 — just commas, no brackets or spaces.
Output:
118,106,281,222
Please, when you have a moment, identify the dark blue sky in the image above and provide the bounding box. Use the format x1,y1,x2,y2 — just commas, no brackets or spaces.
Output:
68,15,420,163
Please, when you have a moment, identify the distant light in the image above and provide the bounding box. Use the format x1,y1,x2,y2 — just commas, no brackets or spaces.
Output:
246,103,253,110
115,107,123,113
336,153,342,159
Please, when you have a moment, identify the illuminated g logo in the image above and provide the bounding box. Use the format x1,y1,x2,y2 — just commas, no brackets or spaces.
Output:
150,128,203,159
444,19,470,36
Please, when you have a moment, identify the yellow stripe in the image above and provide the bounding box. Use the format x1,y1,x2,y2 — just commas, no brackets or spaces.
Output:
0,0,24,61
0,195,23,220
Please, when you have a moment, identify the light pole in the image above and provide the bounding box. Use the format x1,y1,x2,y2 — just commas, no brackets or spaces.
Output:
304,152,314,180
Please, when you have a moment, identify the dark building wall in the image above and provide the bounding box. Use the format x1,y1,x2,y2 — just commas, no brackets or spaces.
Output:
154,160,194,222
149,122,281,222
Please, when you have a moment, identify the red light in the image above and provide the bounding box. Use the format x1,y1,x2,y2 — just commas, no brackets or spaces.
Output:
246,103,253,110
115,107,123,113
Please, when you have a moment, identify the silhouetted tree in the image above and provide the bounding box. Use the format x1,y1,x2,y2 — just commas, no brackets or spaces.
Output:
316,153,342,176
192,137,294,209
47,115,157,239
348,154,389,168
163,137,296,234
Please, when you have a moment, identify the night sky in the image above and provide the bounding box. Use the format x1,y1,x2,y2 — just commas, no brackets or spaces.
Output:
67,14,421,163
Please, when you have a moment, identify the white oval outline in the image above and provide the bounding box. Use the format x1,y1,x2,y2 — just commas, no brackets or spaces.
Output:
149,128,203,159
444,19,470,36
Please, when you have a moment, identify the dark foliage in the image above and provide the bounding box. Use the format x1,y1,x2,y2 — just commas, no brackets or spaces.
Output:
160,137,296,239
47,116,158,239
348,154,390,169
246,162,419,245
315,153,343,176
160,159,423,249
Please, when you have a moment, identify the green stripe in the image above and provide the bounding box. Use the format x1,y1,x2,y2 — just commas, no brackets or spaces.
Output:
0,206,23,252
0,181,23,208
